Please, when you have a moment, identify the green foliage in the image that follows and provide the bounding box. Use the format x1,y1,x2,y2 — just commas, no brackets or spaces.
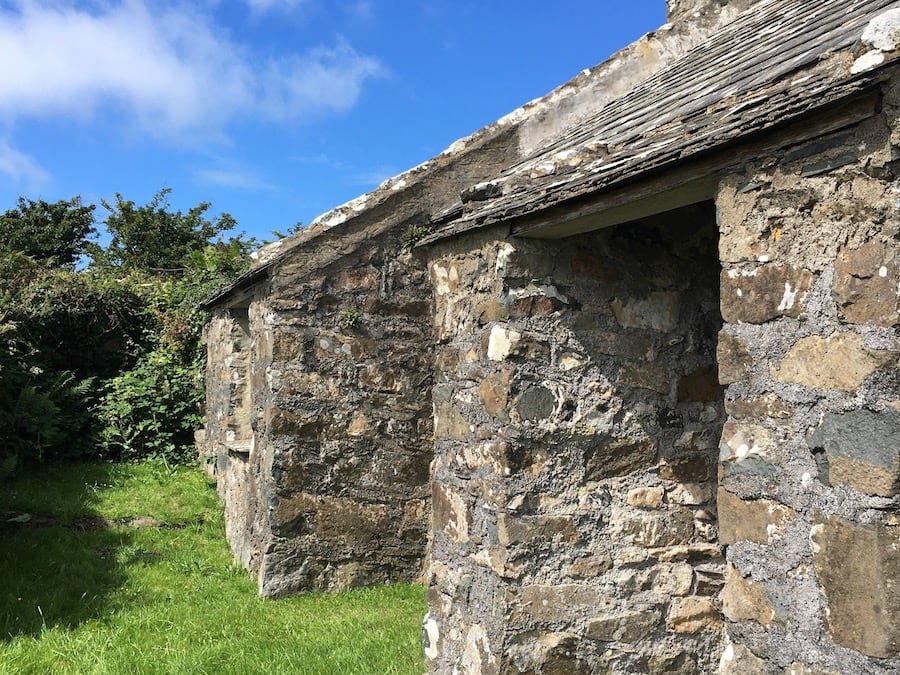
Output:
92,188,239,271
0,320,95,462
0,189,256,469
10,268,151,379
270,220,304,239
98,352,203,464
401,224,430,250
0,197,96,266
339,308,363,329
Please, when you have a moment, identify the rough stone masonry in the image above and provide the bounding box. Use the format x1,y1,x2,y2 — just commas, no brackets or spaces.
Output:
200,0,900,673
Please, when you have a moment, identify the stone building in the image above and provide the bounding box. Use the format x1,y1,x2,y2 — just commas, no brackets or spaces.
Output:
199,0,900,672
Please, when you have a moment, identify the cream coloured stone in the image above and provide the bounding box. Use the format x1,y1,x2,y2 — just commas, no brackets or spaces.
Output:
610,291,680,331
718,642,767,674
460,624,496,675
652,563,694,596
718,421,774,463
626,486,665,509
862,8,900,50
721,564,777,627
666,596,722,634
668,482,713,505
487,325,522,361
773,333,886,390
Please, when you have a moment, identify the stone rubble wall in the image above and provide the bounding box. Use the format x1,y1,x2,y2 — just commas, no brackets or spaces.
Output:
715,82,900,674
201,0,769,598
201,295,272,574
254,228,434,596
425,204,726,674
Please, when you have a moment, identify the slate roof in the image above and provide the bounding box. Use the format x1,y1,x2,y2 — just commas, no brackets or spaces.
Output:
203,0,900,308
423,0,900,244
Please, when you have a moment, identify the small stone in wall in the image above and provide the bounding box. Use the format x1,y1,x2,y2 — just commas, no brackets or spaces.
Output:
674,429,715,453
486,325,521,361
666,596,721,634
511,584,612,623
717,488,796,545
346,413,370,437
460,624,498,675
807,409,900,497
649,644,700,675
652,543,722,563
611,506,695,548
725,393,793,420
610,291,680,332
718,643,767,675
436,346,460,372
586,609,660,643
558,352,587,372
659,454,711,483
565,552,613,578
621,362,671,395
718,421,774,465
506,632,592,675
717,333,752,384
694,563,726,596
651,563,694,596
434,404,471,441
584,436,658,480
626,486,665,509
497,514,581,546
478,370,511,417
475,301,510,325
834,241,899,327
773,332,891,391
721,563,779,627
720,265,812,324
422,614,440,662
432,483,472,544
667,482,713,506
430,262,460,296
810,515,900,658
514,386,557,422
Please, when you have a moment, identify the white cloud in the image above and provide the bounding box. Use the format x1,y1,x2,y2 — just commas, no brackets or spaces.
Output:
194,166,279,191
0,1,383,142
244,0,304,12
0,139,51,187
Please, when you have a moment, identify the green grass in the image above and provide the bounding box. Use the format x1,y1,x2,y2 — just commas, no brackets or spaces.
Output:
0,461,425,674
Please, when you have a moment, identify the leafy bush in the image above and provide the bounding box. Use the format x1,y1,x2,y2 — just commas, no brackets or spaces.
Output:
0,321,95,465
99,351,203,464
0,190,256,471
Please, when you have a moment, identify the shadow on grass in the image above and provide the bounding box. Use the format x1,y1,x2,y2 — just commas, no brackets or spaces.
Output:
0,462,133,640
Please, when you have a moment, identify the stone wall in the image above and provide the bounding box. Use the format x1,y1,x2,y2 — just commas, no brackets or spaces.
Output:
201,295,271,573
254,226,434,596
200,0,769,600
425,204,727,673
714,85,900,674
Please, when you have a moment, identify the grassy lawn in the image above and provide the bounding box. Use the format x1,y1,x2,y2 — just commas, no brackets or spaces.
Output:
0,462,425,674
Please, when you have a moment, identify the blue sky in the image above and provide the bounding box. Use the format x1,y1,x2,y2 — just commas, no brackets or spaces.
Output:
0,0,665,243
